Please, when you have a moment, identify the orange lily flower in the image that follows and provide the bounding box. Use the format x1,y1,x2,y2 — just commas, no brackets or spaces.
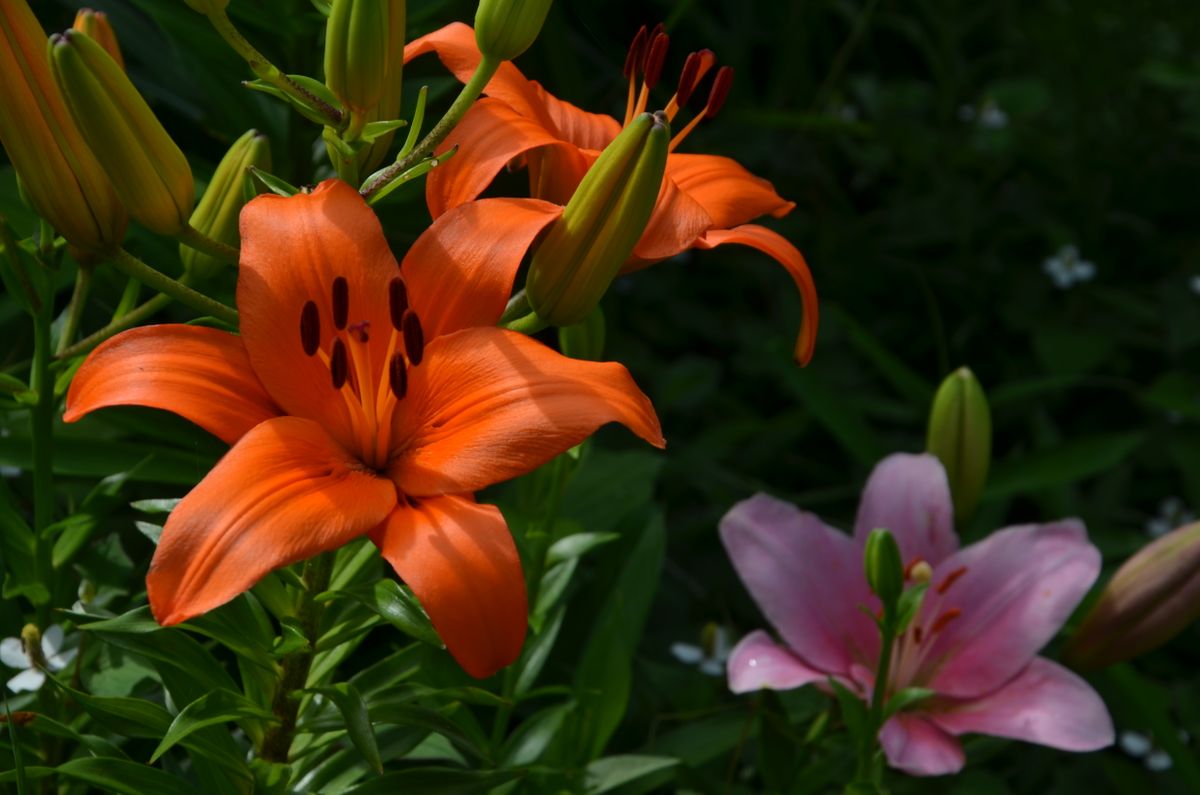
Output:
64,180,663,678
404,22,818,364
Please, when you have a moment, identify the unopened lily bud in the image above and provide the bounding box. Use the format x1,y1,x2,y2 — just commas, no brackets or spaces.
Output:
527,111,668,326
183,0,229,13
0,1,125,251
51,29,194,236
474,0,552,62
926,367,991,522
863,528,903,612
181,130,271,280
325,0,394,114
359,0,406,172
1064,522,1200,671
72,9,123,70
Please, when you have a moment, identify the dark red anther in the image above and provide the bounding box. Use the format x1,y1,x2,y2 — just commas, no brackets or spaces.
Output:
349,320,370,343
388,277,408,331
332,276,349,330
930,608,962,634
299,300,320,356
402,310,424,365
674,50,706,107
642,32,669,90
622,25,648,79
704,66,734,119
936,566,968,595
330,338,348,389
388,353,407,399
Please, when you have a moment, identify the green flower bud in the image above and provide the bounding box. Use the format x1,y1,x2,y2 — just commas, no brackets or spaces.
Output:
358,0,405,173
863,528,903,612
50,29,194,235
527,111,668,327
324,0,396,114
0,1,125,252
474,0,552,62
181,129,271,280
72,8,124,70
926,367,991,522
1065,522,1200,671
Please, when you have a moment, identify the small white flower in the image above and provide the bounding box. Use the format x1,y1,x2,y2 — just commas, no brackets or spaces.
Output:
1042,245,1096,289
0,624,77,693
670,624,732,677
957,104,976,123
1119,730,1153,757
1190,275,1200,296
1145,749,1173,772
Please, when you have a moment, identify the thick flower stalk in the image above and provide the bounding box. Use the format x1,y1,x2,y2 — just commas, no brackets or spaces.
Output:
404,22,818,363
64,180,663,679
722,453,1113,776
0,0,125,252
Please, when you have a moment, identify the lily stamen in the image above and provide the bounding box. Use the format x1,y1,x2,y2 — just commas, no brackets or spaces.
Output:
622,24,648,123
664,49,715,121
669,65,733,152
299,301,320,357
936,565,969,595
332,275,349,330
929,607,963,634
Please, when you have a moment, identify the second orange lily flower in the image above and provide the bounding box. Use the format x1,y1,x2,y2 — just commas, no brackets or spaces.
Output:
64,180,663,679
405,22,818,364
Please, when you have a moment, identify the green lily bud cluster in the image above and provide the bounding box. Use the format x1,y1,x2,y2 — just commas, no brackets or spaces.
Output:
527,111,668,327
72,9,124,70
50,29,195,236
475,0,553,62
1065,521,1200,670
0,1,126,252
181,130,272,280
325,0,400,115
926,367,991,522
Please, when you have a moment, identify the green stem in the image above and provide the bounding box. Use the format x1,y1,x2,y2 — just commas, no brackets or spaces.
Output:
206,8,343,127
30,298,54,626
259,553,334,763
360,56,499,199
55,266,92,356
53,293,173,365
177,224,240,265
501,310,547,336
110,248,237,326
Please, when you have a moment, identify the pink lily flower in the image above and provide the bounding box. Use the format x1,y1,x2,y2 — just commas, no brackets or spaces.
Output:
721,453,1114,776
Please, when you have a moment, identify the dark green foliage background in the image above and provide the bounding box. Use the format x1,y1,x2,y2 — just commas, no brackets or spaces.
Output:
2,0,1199,792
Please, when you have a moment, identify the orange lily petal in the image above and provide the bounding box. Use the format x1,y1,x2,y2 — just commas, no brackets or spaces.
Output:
64,324,280,445
370,495,526,679
425,98,570,218
401,197,561,339
148,416,396,625
404,22,550,128
389,327,664,496
666,153,796,230
238,179,399,453
526,143,595,207
529,80,621,150
693,224,819,365
628,174,713,265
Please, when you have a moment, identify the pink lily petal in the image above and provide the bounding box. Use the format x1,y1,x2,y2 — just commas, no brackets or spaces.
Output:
922,521,1100,697
853,453,958,566
931,657,1114,751
720,493,879,676
879,713,966,776
726,630,827,693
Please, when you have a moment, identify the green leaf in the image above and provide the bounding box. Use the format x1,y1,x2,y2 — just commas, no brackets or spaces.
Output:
51,757,199,795
368,703,488,764
150,689,273,763
129,498,180,514
829,678,868,745
880,687,935,722
584,755,679,794
515,604,565,697
248,166,299,198
361,119,408,142
501,702,573,766
568,509,665,760
545,532,620,565
0,486,46,605
532,558,577,624
320,579,442,648
242,74,344,126
337,767,522,795
894,583,928,634
986,433,1143,498
311,683,382,773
